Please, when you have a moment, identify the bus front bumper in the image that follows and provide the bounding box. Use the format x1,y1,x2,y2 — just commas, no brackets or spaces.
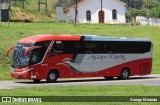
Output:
10,68,31,79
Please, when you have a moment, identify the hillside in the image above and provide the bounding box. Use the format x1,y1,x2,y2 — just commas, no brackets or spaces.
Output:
24,0,58,12
10,0,59,22
10,7,56,22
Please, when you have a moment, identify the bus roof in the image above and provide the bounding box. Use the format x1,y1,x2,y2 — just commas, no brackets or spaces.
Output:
84,36,151,42
18,34,81,43
18,34,151,43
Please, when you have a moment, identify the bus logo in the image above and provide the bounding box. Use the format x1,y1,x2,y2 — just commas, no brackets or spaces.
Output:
56,41,62,44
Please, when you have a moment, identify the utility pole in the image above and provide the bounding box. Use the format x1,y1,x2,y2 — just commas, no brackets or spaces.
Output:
99,0,103,23
146,0,150,26
138,0,141,10
22,0,24,9
14,0,16,6
46,0,47,13
74,0,78,26
0,8,1,27
38,0,40,11
101,0,102,11
130,0,132,8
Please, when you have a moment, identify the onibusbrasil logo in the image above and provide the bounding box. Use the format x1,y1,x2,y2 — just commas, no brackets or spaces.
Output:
1,97,42,102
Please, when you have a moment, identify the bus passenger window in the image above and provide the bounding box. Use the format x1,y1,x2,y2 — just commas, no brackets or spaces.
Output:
49,41,64,56
84,42,96,53
74,42,81,53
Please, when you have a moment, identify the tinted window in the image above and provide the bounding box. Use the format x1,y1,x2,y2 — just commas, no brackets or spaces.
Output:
102,41,151,54
30,41,51,65
82,41,100,53
49,41,151,55
50,41,81,55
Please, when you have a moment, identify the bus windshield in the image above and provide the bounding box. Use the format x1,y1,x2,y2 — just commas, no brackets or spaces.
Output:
12,43,33,68
12,41,51,68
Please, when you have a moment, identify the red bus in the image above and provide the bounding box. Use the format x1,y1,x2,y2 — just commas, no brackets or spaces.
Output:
6,35,152,83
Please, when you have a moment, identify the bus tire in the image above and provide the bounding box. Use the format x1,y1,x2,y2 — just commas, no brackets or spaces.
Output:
33,79,41,83
46,70,58,83
104,77,114,80
119,68,130,80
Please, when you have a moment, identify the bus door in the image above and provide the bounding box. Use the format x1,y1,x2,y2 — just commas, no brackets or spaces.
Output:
29,41,51,79
48,41,75,77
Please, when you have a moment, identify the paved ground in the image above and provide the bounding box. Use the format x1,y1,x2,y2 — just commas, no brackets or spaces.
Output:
0,74,160,89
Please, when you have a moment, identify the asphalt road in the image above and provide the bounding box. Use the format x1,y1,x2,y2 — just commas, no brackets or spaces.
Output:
0,74,160,89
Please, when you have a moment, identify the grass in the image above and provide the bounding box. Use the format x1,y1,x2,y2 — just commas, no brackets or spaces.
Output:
0,85,160,105
0,22,160,81
0,85,159,96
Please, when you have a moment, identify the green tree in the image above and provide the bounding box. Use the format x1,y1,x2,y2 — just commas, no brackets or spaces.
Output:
126,8,146,25
142,0,160,18
150,5,160,18
142,0,160,8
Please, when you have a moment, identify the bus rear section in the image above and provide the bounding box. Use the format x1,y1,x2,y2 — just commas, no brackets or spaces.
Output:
7,35,152,83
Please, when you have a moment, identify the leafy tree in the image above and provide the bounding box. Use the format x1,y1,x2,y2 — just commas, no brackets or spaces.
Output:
141,0,160,18
142,0,160,8
126,8,146,18
126,8,146,25
150,5,160,18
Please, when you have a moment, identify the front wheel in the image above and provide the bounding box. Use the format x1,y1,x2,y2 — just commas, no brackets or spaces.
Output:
119,68,130,80
46,71,58,83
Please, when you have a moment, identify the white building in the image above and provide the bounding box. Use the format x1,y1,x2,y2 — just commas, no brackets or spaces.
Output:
67,0,127,24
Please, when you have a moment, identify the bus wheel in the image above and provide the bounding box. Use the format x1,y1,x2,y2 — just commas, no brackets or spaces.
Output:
33,79,41,83
46,71,58,83
104,77,114,80
119,68,130,80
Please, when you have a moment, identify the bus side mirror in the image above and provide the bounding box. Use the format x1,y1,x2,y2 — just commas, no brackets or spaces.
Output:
24,46,42,56
6,46,16,57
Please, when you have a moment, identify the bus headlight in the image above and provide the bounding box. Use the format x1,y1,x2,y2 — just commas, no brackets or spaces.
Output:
23,68,33,72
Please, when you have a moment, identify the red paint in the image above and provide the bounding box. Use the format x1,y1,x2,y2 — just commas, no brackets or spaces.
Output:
45,55,152,78
10,55,152,80
18,34,81,44
10,71,31,79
